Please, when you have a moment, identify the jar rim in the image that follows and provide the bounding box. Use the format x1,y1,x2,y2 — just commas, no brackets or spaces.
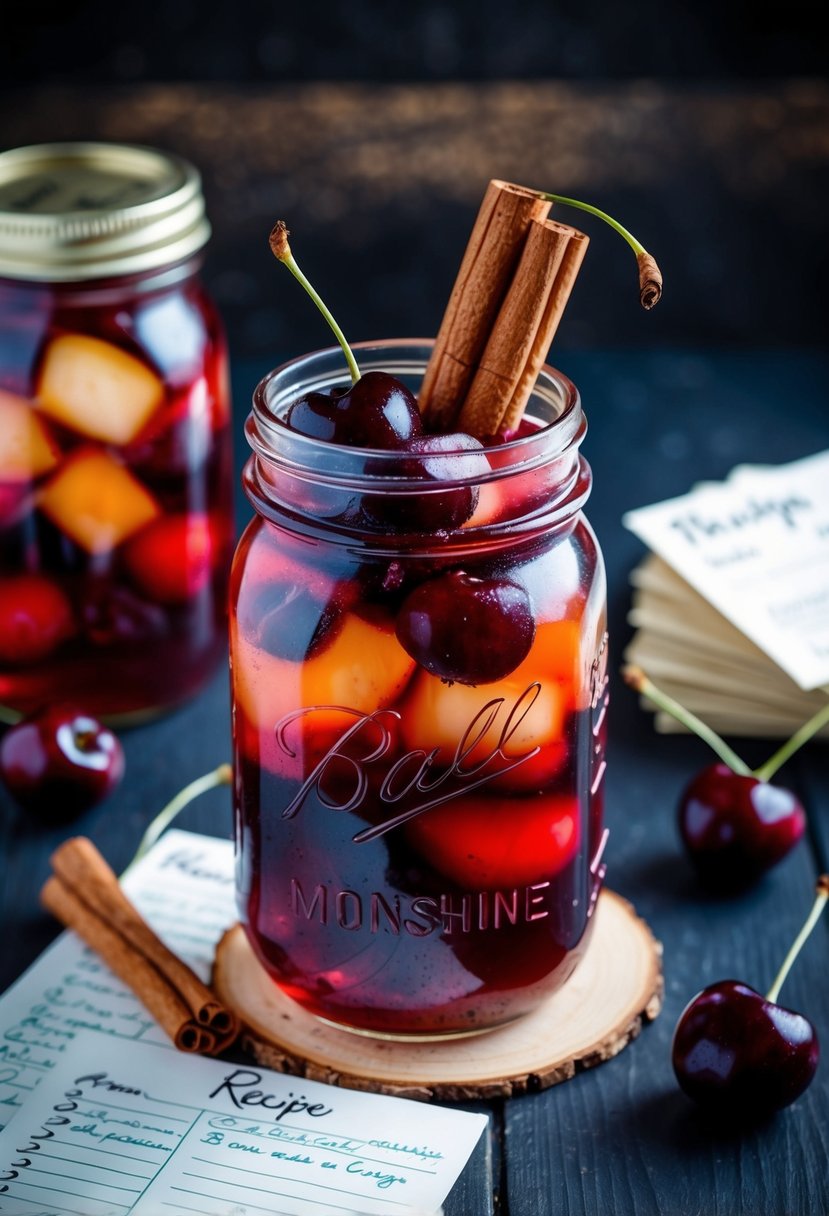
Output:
250,338,585,479
244,339,591,550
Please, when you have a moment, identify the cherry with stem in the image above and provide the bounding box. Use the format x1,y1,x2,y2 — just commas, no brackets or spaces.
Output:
268,222,422,450
672,874,828,1118
623,665,829,889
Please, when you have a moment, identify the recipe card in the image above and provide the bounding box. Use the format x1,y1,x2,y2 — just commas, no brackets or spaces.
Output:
0,830,237,1127
0,1036,486,1215
623,448,829,690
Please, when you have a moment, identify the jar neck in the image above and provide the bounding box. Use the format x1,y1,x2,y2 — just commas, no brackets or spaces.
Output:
244,339,591,553
0,254,204,307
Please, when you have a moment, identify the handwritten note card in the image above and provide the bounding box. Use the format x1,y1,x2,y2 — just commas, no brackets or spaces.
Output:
623,448,829,690
0,1036,485,1215
0,830,236,1128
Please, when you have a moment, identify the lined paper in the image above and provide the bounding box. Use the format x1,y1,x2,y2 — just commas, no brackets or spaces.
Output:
0,1037,486,1214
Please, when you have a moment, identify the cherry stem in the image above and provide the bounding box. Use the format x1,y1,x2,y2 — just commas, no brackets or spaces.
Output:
622,665,752,776
538,193,662,308
754,698,829,783
127,763,233,870
269,221,361,384
540,193,646,254
766,875,829,1004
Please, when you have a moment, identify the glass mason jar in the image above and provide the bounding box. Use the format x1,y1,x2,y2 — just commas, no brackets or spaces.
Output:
0,142,233,722
231,340,608,1038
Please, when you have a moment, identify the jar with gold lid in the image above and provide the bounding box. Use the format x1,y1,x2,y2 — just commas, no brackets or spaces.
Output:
0,141,233,722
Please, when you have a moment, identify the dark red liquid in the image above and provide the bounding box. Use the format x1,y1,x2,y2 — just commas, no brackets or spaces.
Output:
0,269,233,720
231,503,607,1036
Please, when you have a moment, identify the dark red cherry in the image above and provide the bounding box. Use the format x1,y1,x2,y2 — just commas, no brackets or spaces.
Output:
366,432,490,532
0,705,125,820
396,570,535,685
623,667,825,891
0,573,75,666
284,386,348,442
286,372,422,449
672,980,819,1118
679,763,806,889
124,513,217,605
672,875,828,1120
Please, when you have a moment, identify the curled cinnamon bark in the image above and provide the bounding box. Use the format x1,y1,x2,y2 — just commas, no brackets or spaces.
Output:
42,837,239,1054
421,179,661,438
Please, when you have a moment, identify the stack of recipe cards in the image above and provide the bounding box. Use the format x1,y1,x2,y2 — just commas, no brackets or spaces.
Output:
623,449,829,738
0,830,487,1216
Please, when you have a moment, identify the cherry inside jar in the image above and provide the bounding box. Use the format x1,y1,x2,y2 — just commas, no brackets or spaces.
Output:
0,143,234,722
231,340,608,1038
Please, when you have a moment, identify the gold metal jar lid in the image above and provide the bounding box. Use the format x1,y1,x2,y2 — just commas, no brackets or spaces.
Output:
0,141,211,282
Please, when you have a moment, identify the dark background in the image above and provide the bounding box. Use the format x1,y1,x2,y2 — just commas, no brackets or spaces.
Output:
3,1,828,363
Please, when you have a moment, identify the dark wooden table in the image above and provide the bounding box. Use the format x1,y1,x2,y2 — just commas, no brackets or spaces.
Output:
1,349,828,1215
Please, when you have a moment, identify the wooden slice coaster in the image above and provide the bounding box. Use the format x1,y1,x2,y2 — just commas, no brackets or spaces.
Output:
213,889,663,1102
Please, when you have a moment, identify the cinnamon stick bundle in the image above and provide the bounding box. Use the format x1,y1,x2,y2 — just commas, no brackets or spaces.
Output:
419,179,592,440
457,218,589,439
41,837,239,1056
418,179,552,430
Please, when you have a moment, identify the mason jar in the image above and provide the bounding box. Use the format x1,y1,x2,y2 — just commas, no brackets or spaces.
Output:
0,142,233,722
230,340,608,1038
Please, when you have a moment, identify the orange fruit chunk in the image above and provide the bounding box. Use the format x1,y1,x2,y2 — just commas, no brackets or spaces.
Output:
0,389,59,481
37,333,164,445
400,665,567,771
39,447,160,554
232,610,416,774
515,619,582,686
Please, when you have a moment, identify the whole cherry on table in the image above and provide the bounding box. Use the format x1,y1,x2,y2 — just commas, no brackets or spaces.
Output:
672,874,828,1118
0,705,125,820
623,666,829,890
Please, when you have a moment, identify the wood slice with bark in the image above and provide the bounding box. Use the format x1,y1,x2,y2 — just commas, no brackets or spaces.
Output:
212,889,663,1102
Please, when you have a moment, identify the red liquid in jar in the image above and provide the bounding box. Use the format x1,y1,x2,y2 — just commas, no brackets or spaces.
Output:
231,490,607,1035
0,273,233,720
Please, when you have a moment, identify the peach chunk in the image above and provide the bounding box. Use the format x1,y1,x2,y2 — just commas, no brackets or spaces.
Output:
37,334,164,445
399,658,567,787
233,610,416,774
0,389,59,481
524,619,582,685
39,448,160,554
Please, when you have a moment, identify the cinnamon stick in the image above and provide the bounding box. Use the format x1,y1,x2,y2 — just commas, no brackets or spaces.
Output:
42,837,239,1055
456,219,588,439
498,223,590,435
419,180,551,430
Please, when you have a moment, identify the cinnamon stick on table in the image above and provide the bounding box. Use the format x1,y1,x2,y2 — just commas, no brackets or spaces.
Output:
41,836,239,1056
